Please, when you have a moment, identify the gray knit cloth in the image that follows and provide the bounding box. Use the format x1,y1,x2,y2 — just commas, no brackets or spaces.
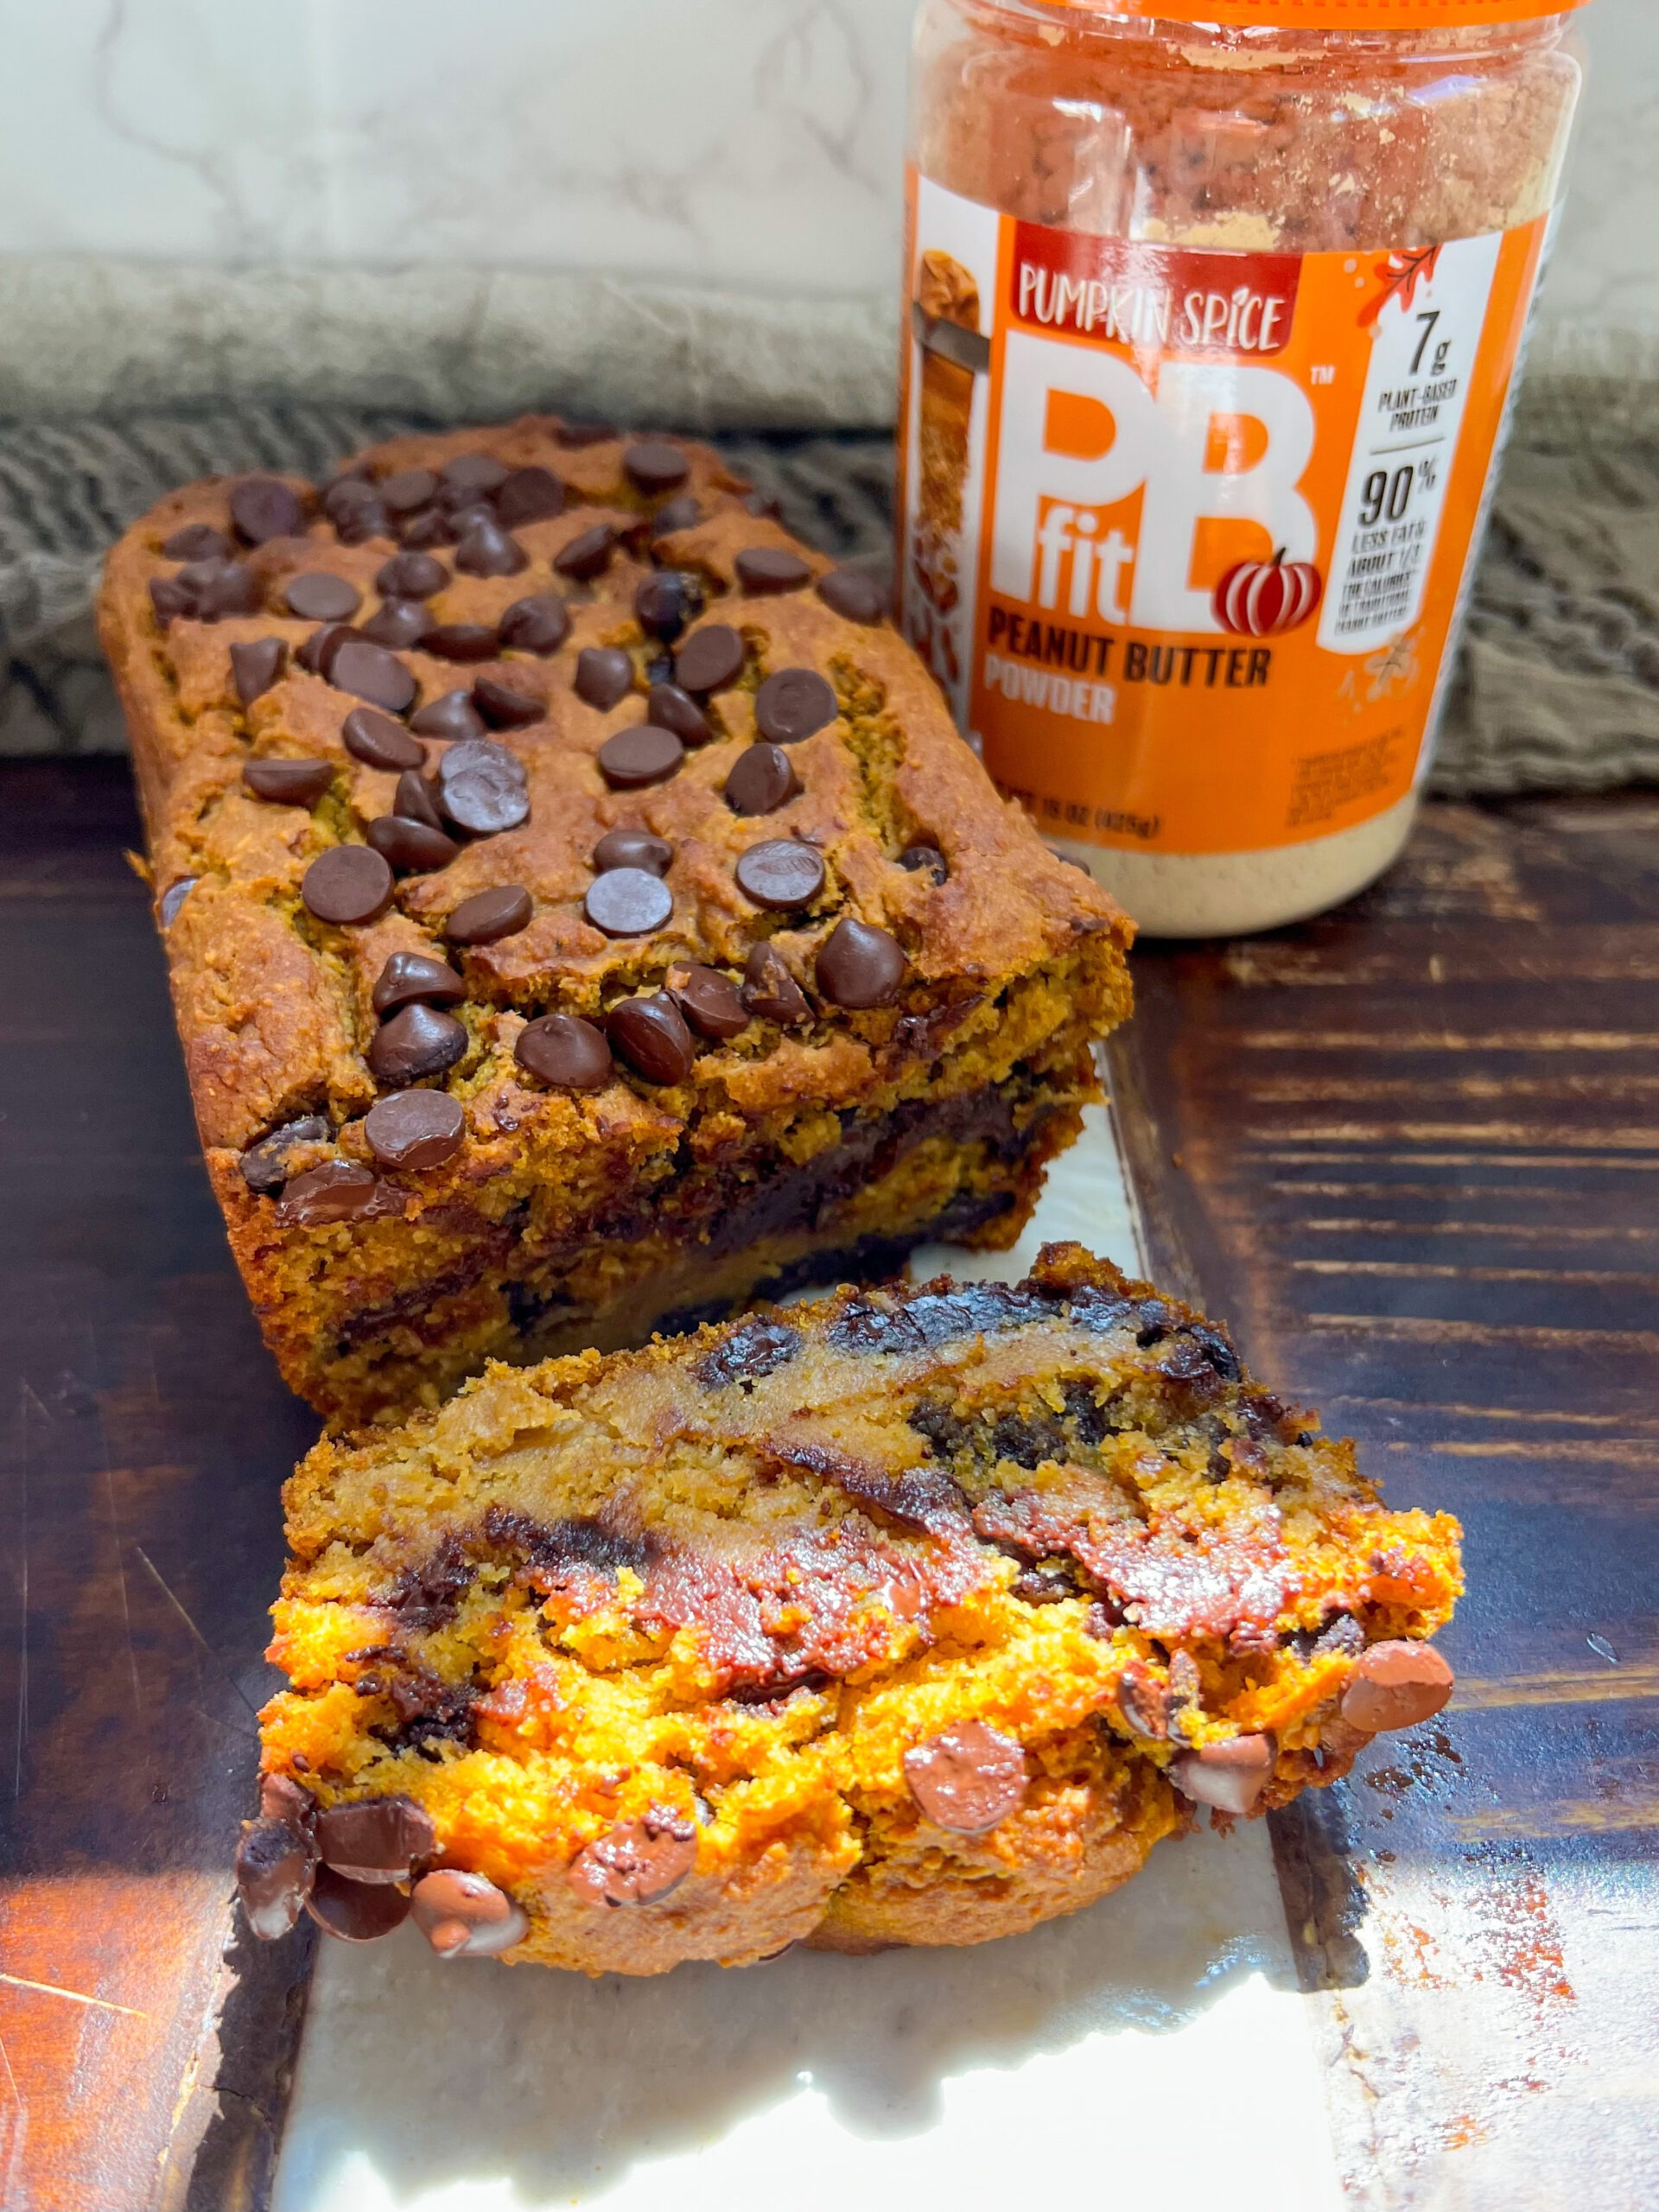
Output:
6,383,1655,795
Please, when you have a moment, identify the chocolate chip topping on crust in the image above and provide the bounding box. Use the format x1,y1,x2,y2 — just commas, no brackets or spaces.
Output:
724,742,800,817
237,1815,318,1941
425,622,501,664
575,645,635,712
343,708,425,772
499,594,571,654
411,690,487,742
302,845,395,925
515,1013,613,1090
231,637,288,705
314,1794,436,1883
307,1867,412,1944
473,677,543,731
566,1808,698,1906
393,770,445,831
244,759,334,807
361,600,432,650
369,1003,467,1085
735,546,812,594
1169,1734,1274,1815
734,838,825,912
904,1723,1027,1834
669,963,749,1040
328,639,418,715
817,918,907,1008
899,843,949,884
365,1089,466,1171
1340,1641,1454,1734
286,572,362,622
742,941,810,1026
816,568,887,623
446,885,533,944
598,724,683,791
366,815,459,874
646,683,712,747
494,466,566,528
411,1869,530,1957
754,667,837,745
276,1160,379,1228
372,950,466,1014
555,524,617,582
607,993,696,1084
230,477,307,545
163,522,232,562
673,625,744,696
594,827,672,877
622,442,691,496
376,550,448,600
454,518,529,578
584,867,673,938
239,1116,330,1196
437,739,531,836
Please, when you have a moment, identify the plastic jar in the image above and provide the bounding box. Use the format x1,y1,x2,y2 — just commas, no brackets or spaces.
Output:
897,0,1588,935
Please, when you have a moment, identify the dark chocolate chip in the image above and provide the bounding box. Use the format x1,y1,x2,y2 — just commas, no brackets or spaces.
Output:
554,524,617,582
754,667,837,744
499,594,571,655
493,466,566,528
1168,1735,1275,1815
317,1792,438,1881
574,645,635,711
364,592,431,640
238,1116,330,1196
816,917,906,1007
645,652,674,687
329,639,417,715
735,546,812,594
635,570,703,641
364,1088,466,1171
742,941,810,1026
410,690,486,742
670,964,749,1040
162,556,264,621
158,877,197,928
392,770,444,830
343,707,425,771
410,1868,529,1957
454,518,529,578
259,1771,316,1825
436,738,531,836
904,1722,1027,1833
230,637,289,705
302,843,394,925
584,867,672,938
1115,1662,1170,1738
899,843,948,884
696,1317,800,1388
598,724,683,791
296,622,355,677
473,677,543,731
276,1159,380,1227
372,950,466,1014
817,567,887,624
237,1816,317,1941
515,1013,612,1090
447,884,533,945
1340,1642,1454,1734
331,497,391,546
375,550,448,600
744,488,782,520
244,758,334,807
379,468,439,514
285,571,362,622
394,506,453,550
593,827,671,876
646,683,711,746
555,420,617,448
323,472,376,517
230,477,307,545
723,741,799,817
441,453,510,499
623,442,690,496
424,621,501,664
149,576,194,624
566,1808,696,1906
369,1002,467,1084
674,624,744,695
162,522,232,562
607,993,695,1084
651,495,701,536
734,837,825,911
307,1867,411,1943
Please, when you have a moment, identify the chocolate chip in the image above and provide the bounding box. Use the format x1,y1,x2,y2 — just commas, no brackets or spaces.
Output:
158,877,197,928
285,571,362,622
584,868,672,938
695,1316,801,1389
574,645,635,711
566,1808,697,1906
598,724,683,791
735,547,812,594
149,577,194,624
343,707,425,772
635,571,703,640
744,488,782,520
623,442,690,496
674,625,744,695
323,473,375,518
410,690,486,742
380,468,439,515
607,993,695,1084
1340,1642,1454,1735
645,652,674,687
244,758,334,807
494,466,566,528
237,1816,317,1941
555,420,617,448
441,453,510,500
473,677,543,731
669,964,749,1040
515,1013,612,1090
447,884,532,945
375,550,448,600
724,742,800,817
372,950,466,1014
904,1722,1027,1833
230,638,289,706
734,838,825,911
296,622,355,677
259,1771,315,1825
646,683,711,746
230,477,307,545
594,827,672,876
817,918,906,1008
392,770,444,830
424,621,501,664
364,1089,466,1171
554,524,617,582
410,1868,529,1957
163,522,232,562
156,556,264,624
329,639,417,715
899,843,948,884
276,1159,380,1227
369,1002,467,1084
1115,1662,1170,1738
302,843,394,925
394,506,452,550
437,739,531,836
307,1867,411,1944
742,942,810,1026
817,568,887,624
325,480,390,544
499,594,571,655
1168,1735,1274,1815
238,1116,330,1196
651,495,701,536
454,518,529,578
754,667,837,744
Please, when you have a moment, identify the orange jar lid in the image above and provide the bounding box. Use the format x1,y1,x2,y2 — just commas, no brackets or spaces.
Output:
1043,1,1588,22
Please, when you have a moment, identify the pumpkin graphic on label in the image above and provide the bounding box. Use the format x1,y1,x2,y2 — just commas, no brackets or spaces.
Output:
1212,550,1324,639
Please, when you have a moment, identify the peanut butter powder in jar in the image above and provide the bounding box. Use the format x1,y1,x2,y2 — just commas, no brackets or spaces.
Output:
898,0,1588,934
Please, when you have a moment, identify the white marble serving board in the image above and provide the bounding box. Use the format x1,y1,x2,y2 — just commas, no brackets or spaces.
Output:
273,1104,1345,2212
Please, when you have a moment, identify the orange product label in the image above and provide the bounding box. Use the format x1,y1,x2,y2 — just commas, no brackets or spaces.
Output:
896,172,1550,856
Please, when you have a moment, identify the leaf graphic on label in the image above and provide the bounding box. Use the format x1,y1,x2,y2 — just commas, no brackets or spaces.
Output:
1358,245,1443,330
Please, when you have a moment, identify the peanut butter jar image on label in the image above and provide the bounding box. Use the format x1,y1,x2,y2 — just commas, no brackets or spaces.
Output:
899,0,1590,936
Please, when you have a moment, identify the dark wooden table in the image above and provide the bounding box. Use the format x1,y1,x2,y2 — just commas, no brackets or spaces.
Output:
3,762,1656,2209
